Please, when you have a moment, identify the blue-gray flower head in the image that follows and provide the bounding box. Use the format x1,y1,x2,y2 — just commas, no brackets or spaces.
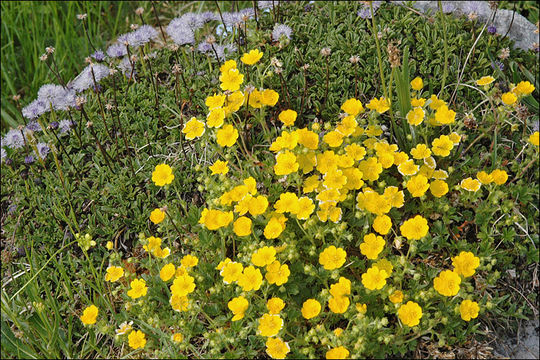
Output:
22,99,48,120
272,24,293,41
3,129,25,149
35,142,50,160
26,121,42,132
68,64,110,93
59,119,74,134
37,84,76,111
107,43,128,58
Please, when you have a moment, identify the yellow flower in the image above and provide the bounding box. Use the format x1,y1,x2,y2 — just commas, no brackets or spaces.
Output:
384,186,404,208
296,197,315,220
267,297,285,314
252,246,277,267
301,299,321,319
389,290,404,304
278,109,297,127
356,303,367,314
361,266,388,290
319,246,347,270
501,92,517,105
341,98,364,116
358,157,383,181
434,105,456,125
406,174,429,197
127,278,148,299
372,214,392,235
460,177,481,192
266,337,290,359
265,261,290,286
143,236,162,253
398,301,422,326
297,128,319,150
323,131,344,148
326,346,349,359
105,266,124,282
216,124,239,147
476,171,493,184
172,333,183,343
220,68,244,91
400,215,429,240
233,216,252,237
182,117,205,140
80,305,98,325
216,258,232,271
512,81,535,96
203,209,234,230
220,261,244,284
170,294,190,312
398,159,419,176
406,107,425,126
248,195,269,216
207,108,225,128
428,96,445,112
410,77,424,91
452,251,480,277
411,97,426,107
366,97,390,113
360,233,385,260
410,144,431,159
374,258,394,276
228,296,249,321
258,313,283,337
241,49,263,65
530,131,540,146
106,241,114,250
490,169,508,185
429,180,448,198
181,254,198,268
116,321,133,335
170,274,196,296
345,143,366,161
220,59,237,73
476,76,495,86
328,296,350,314
329,277,351,297
432,135,454,157
274,151,298,176
334,328,344,337
433,270,461,296
274,192,300,214
209,160,229,175
160,263,176,281
264,216,286,239
205,93,226,109
149,208,165,224
128,330,146,350
154,246,170,259
238,265,263,291
460,299,480,321
152,164,174,186
449,132,461,144
262,89,279,106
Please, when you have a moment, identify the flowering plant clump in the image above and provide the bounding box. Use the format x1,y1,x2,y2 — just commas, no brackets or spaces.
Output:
1,1,539,359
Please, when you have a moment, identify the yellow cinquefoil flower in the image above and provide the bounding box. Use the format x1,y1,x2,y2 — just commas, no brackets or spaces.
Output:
80,305,98,325
241,49,263,65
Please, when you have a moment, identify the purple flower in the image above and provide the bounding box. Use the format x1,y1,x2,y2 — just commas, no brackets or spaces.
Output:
199,11,217,23
49,121,59,130
26,121,42,132
358,1,382,19
59,119,73,134
24,155,35,164
491,61,504,71
118,56,137,78
22,98,48,120
197,42,212,54
68,64,110,93
272,24,293,41
222,12,244,27
37,84,76,111
106,43,128,58
488,25,497,34
126,25,159,48
258,1,273,9
92,49,106,61
2,129,25,149
166,15,197,46
35,142,50,160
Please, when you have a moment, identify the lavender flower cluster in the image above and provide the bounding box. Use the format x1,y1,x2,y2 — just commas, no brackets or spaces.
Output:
2,1,290,164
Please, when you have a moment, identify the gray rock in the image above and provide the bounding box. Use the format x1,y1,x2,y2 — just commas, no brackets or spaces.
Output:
401,1,538,51
494,318,540,359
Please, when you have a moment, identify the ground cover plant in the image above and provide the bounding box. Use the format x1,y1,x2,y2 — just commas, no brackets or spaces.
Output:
1,1,539,359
